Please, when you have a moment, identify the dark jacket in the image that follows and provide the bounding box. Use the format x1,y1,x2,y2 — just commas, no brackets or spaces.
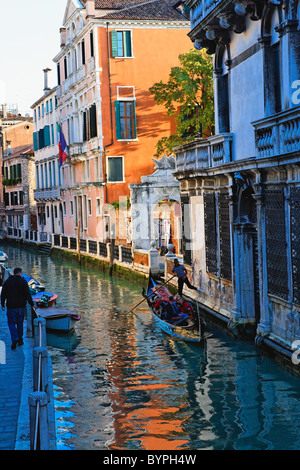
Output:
1,275,34,309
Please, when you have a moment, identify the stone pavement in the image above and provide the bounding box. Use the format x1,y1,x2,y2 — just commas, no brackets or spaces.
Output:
0,311,25,450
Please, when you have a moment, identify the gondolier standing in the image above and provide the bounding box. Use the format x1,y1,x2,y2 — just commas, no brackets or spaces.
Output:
1,267,34,349
172,258,198,297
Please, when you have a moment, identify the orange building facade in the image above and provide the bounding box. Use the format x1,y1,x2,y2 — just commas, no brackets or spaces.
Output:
53,0,191,246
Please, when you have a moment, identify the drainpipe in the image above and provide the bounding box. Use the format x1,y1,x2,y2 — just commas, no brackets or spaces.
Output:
104,21,114,205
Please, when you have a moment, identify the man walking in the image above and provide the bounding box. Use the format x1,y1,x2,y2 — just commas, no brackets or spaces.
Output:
1,268,34,349
172,258,198,297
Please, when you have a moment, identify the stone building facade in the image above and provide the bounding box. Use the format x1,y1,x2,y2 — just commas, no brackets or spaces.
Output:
0,108,36,235
31,70,63,240
52,0,191,248
174,0,300,354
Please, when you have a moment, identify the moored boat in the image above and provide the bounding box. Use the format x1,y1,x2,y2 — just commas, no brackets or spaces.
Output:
32,291,58,307
22,273,45,292
36,307,81,333
146,275,204,343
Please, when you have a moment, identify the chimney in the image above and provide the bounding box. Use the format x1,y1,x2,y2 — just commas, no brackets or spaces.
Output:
43,68,52,93
60,27,66,48
86,0,96,18
2,104,7,119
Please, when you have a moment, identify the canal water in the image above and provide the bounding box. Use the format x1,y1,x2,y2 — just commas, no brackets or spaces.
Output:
3,244,300,450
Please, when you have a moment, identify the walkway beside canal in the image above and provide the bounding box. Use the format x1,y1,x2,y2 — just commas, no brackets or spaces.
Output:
0,312,56,450
0,311,27,450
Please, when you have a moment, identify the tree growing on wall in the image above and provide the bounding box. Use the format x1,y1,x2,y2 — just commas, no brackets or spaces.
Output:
149,49,214,157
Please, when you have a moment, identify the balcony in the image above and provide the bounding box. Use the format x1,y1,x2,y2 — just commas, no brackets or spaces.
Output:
252,106,300,159
69,142,85,163
186,0,263,53
34,187,62,201
62,72,76,94
175,133,233,173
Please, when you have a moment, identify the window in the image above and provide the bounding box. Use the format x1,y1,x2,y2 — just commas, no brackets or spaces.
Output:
90,31,94,58
111,30,132,58
52,161,56,186
57,63,61,86
88,199,92,216
272,43,282,113
82,104,97,141
96,198,101,216
107,156,124,183
70,200,74,216
115,101,136,140
89,104,97,138
64,56,68,79
36,167,40,189
81,39,85,65
51,124,55,145
95,156,99,181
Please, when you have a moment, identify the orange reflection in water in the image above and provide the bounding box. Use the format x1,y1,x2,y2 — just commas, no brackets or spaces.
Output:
107,362,189,449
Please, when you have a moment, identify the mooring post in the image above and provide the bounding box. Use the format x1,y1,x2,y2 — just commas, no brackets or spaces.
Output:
28,391,50,450
33,317,47,348
33,347,49,400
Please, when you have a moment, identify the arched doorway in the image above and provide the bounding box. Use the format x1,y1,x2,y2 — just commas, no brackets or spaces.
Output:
152,198,181,255
233,177,260,325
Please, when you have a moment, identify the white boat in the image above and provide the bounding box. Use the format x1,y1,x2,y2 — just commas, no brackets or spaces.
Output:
36,307,81,333
0,251,8,266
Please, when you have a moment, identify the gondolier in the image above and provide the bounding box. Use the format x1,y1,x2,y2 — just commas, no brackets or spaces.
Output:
1,267,34,349
172,258,198,297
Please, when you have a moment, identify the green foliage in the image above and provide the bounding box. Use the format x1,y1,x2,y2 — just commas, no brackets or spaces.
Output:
3,177,22,186
149,49,214,157
111,197,131,210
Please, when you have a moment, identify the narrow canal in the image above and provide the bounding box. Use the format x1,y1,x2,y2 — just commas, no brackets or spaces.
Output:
3,243,300,450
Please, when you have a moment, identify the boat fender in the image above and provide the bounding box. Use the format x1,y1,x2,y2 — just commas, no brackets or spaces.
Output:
72,314,81,321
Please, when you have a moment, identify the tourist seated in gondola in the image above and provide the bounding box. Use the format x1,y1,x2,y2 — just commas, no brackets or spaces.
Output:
154,294,163,312
175,295,193,316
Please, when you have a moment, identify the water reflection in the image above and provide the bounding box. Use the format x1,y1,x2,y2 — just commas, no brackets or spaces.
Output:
2,243,300,450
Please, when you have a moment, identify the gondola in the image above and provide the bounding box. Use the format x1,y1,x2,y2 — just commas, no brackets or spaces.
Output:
146,275,204,343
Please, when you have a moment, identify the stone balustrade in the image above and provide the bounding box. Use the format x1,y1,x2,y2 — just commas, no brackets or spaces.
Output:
188,0,221,30
175,133,233,173
253,105,300,158
34,187,62,201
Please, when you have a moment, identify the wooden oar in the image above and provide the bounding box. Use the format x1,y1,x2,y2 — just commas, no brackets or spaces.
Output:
129,274,177,313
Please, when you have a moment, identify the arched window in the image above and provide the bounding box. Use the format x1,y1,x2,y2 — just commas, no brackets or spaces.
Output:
261,6,283,115
214,44,230,133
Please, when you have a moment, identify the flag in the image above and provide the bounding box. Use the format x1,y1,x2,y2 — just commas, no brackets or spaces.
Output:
57,123,68,167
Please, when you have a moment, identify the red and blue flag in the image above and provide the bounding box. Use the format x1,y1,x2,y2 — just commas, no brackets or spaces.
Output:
57,123,68,166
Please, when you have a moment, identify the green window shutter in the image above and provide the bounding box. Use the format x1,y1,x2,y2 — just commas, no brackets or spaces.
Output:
17,164,21,178
44,126,50,147
111,31,118,57
33,132,38,151
38,129,44,149
132,101,137,138
124,31,132,57
115,101,121,139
